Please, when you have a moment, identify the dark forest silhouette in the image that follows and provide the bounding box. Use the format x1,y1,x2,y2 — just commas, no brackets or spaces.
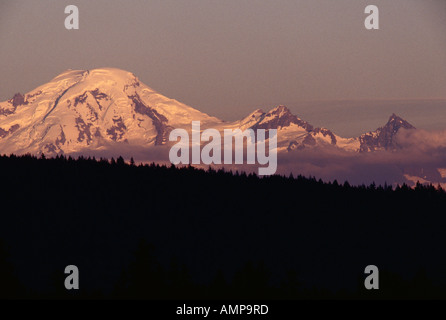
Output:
0,154,446,299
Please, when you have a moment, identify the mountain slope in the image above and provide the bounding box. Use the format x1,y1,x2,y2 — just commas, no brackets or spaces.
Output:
0,68,220,155
219,105,360,152
359,114,416,152
0,68,416,158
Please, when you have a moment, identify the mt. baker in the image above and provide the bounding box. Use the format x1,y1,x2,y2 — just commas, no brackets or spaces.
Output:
0,68,220,155
0,68,414,157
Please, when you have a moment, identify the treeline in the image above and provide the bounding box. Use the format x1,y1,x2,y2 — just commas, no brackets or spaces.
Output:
0,154,445,299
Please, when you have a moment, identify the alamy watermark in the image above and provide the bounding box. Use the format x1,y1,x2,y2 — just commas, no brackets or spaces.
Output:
65,5,79,30
64,5,379,31
168,122,278,176
364,5,379,30
64,265,79,290
364,265,379,290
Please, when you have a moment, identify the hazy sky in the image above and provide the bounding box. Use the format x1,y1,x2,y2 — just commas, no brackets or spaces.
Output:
1,0,445,133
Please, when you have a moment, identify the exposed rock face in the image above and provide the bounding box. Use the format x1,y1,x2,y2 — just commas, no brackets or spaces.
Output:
129,93,172,145
359,114,416,152
242,106,343,151
0,68,219,155
312,128,337,145
106,117,127,142
0,68,417,158
250,106,314,132
0,124,20,138
0,93,28,116
11,93,27,107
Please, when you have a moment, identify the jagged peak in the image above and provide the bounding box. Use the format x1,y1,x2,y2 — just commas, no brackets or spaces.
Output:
268,105,291,116
247,108,265,116
388,113,403,122
362,114,416,137
358,113,417,152
248,105,314,132
385,113,415,130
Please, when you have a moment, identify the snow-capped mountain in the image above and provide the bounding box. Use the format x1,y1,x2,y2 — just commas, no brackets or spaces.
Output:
359,114,416,152
0,68,220,155
0,68,416,157
219,105,360,152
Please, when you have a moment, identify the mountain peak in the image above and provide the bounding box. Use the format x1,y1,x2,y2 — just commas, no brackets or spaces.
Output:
269,105,291,116
247,105,313,132
0,68,220,154
359,113,416,152
55,67,136,78
50,68,143,91
248,108,265,117
386,113,415,130
0,68,423,157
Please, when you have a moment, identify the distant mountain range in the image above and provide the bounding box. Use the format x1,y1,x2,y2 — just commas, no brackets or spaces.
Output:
0,68,416,157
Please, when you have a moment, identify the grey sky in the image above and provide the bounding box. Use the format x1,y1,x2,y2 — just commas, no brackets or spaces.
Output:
1,0,445,135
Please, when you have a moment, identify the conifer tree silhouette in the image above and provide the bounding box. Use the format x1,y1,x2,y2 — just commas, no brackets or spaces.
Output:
167,257,194,299
0,240,24,299
0,154,446,299
231,261,271,299
117,240,166,299
208,269,230,299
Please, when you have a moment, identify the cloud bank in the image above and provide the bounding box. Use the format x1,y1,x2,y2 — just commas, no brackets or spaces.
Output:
64,129,446,188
